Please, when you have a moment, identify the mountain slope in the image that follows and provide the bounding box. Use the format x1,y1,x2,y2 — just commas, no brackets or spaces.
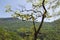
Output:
0,18,60,31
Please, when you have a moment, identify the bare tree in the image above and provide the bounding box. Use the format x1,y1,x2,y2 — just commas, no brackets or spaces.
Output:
5,0,47,40
5,0,60,40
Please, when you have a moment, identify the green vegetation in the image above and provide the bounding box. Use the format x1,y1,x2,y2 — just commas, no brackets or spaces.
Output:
0,18,60,40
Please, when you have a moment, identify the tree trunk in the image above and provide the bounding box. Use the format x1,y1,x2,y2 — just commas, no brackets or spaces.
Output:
33,0,47,40
34,32,37,40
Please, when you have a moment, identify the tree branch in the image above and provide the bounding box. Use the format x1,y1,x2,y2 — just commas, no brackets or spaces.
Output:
33,20,36,32
20,9,42,14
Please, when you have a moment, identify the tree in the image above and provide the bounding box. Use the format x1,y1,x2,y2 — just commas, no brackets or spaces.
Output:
5,0,60,40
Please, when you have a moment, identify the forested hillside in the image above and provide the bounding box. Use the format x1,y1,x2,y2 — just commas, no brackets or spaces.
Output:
0,18,60,31
0,18,60,40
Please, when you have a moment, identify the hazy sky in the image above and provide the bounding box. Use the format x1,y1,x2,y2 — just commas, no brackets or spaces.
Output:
0,0,60,22
0,0,32,18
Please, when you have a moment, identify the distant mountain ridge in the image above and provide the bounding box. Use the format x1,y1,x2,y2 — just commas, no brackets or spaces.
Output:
0,17,60,22
0,17,60,27
0,17,60,31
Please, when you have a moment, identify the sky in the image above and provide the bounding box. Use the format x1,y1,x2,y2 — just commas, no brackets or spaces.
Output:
0,0,60,22
0,0,32,18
